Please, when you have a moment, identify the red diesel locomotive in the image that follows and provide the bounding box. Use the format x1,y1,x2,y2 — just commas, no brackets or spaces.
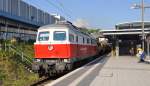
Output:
32,21,99,76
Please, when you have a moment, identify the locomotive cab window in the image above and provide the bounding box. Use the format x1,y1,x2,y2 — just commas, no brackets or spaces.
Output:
53,31,66,41
38,31,49,41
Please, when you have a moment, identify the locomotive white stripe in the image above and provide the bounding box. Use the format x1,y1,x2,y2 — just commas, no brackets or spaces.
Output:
36,23,97,47
34,42,97,46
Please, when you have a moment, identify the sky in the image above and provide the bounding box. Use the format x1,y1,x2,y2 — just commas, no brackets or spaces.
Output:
23,0,150,29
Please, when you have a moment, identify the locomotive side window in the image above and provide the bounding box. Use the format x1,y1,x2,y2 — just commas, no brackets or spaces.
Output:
53,31,66,41
87,38,90,44
91,39,94,44
83,37,85,43
91,39,93,44
38,31,49,41
91,39,96,44
69,34,74,42
76,36,78,42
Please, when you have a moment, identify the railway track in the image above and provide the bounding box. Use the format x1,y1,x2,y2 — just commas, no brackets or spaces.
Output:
30,77,51,86
30,71,70,86
30,54,108,86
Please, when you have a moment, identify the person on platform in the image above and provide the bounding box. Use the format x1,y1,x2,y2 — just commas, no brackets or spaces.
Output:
129,48,134,56
137,48,146,62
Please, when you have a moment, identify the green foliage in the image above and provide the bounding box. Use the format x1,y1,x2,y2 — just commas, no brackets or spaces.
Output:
78,28,101,34
87,29,101,34
0,40,39,86
13,42,34,59
0,70,5,80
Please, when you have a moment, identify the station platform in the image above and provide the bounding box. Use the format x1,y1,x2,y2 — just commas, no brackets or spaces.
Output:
45,56,150,86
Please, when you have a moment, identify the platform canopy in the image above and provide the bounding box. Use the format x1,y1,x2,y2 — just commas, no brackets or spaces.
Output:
116,21,150,29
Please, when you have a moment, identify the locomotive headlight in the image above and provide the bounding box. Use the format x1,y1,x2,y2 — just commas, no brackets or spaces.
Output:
35,59,41,62
48,45,54,51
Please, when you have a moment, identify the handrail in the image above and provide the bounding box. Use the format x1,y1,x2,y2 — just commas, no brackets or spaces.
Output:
7,44,33,68
9,45,33,61
9,47,33,64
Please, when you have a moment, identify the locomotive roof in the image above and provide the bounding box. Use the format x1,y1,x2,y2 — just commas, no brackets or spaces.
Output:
39,22,94,39
39,23,71,29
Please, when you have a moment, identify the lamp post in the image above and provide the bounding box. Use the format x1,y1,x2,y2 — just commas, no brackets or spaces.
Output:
131,0,150,51
141,0,145,51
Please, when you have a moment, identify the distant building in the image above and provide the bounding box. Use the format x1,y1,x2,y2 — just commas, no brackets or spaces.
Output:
101,21,150,56
0,0,65,41
115,21,150,30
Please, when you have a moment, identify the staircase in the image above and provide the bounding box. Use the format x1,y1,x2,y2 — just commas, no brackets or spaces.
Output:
7,44,34,72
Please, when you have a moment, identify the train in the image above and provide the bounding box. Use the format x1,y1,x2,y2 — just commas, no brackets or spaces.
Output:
32,21,111,76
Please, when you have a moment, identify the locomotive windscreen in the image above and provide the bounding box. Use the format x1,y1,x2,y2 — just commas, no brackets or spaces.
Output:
53,31,66,41
38,31,50,41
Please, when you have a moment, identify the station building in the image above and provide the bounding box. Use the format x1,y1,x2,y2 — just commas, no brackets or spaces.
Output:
101,21,150,56
0,0,65,41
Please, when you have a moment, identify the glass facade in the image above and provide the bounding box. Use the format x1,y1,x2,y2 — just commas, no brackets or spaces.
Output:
0,17,37,41
0,0,56,26
0,0,58,41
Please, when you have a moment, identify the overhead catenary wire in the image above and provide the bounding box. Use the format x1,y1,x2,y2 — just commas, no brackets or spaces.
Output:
45,0,72,20
24,0,73,20
52,0,76,19
24,0,51,14
30,0,52,13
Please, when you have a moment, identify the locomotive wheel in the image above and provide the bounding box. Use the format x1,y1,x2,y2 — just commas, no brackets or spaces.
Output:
38,69,44,77
66,63,73,71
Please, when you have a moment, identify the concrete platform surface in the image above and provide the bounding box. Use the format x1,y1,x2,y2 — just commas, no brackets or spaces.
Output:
90,56,150,86
46,56,150,86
